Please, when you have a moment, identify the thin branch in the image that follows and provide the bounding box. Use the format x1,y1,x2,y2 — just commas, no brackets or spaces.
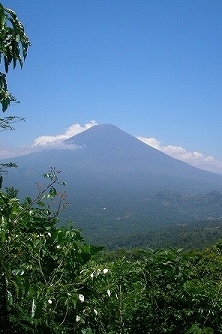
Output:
0,116,25,131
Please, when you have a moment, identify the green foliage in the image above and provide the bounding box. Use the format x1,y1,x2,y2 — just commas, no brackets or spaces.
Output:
0,162,18,190
90,218,222,251
0,2,31,112
0,170,98,333
186,324,214,334
1,168,222,332
77,247,222,334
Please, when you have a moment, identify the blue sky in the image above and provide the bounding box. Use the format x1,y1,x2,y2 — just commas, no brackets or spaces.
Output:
1,0,222,173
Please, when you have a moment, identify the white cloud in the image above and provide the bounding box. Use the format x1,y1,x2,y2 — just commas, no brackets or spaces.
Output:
1,121,222,175
137,136,222,174
33,120,97,147
0,121,97,159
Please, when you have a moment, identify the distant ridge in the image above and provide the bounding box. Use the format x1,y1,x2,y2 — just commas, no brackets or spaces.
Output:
2,123,222,246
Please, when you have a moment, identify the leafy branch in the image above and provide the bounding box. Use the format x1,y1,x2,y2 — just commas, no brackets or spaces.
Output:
0,115,25,131
12,167,68,224
0,3,31,112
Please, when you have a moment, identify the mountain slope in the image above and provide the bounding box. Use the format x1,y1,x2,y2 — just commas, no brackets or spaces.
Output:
2,124,222,245
63,124,222,193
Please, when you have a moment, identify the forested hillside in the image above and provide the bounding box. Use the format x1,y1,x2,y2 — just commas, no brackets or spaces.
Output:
94,218,222,250
1,177,222,333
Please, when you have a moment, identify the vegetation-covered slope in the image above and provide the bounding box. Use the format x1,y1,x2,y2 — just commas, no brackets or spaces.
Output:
1,177,222,333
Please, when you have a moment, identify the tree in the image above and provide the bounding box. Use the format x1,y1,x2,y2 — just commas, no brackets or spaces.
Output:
0,8,100,328
0,168,98,333
0,2,29,185
0,2,31,112
0,4,30,327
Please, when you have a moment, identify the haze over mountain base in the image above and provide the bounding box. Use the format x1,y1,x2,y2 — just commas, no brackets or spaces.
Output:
3,124,222,247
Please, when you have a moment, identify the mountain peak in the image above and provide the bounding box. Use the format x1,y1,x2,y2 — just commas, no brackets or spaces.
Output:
65,123,136,148
4,122,222,245
91,123,117,129
63,123,222,183
74,123,125,136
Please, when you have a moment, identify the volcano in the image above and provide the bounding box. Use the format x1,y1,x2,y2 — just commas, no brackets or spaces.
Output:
3,124,222,245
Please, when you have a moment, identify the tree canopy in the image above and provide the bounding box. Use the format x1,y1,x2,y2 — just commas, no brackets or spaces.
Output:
0,2,31,112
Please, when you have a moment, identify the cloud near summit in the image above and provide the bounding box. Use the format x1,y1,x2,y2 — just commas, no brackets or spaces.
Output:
33,120,98,147
1,121,222,174
0,121,97,159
